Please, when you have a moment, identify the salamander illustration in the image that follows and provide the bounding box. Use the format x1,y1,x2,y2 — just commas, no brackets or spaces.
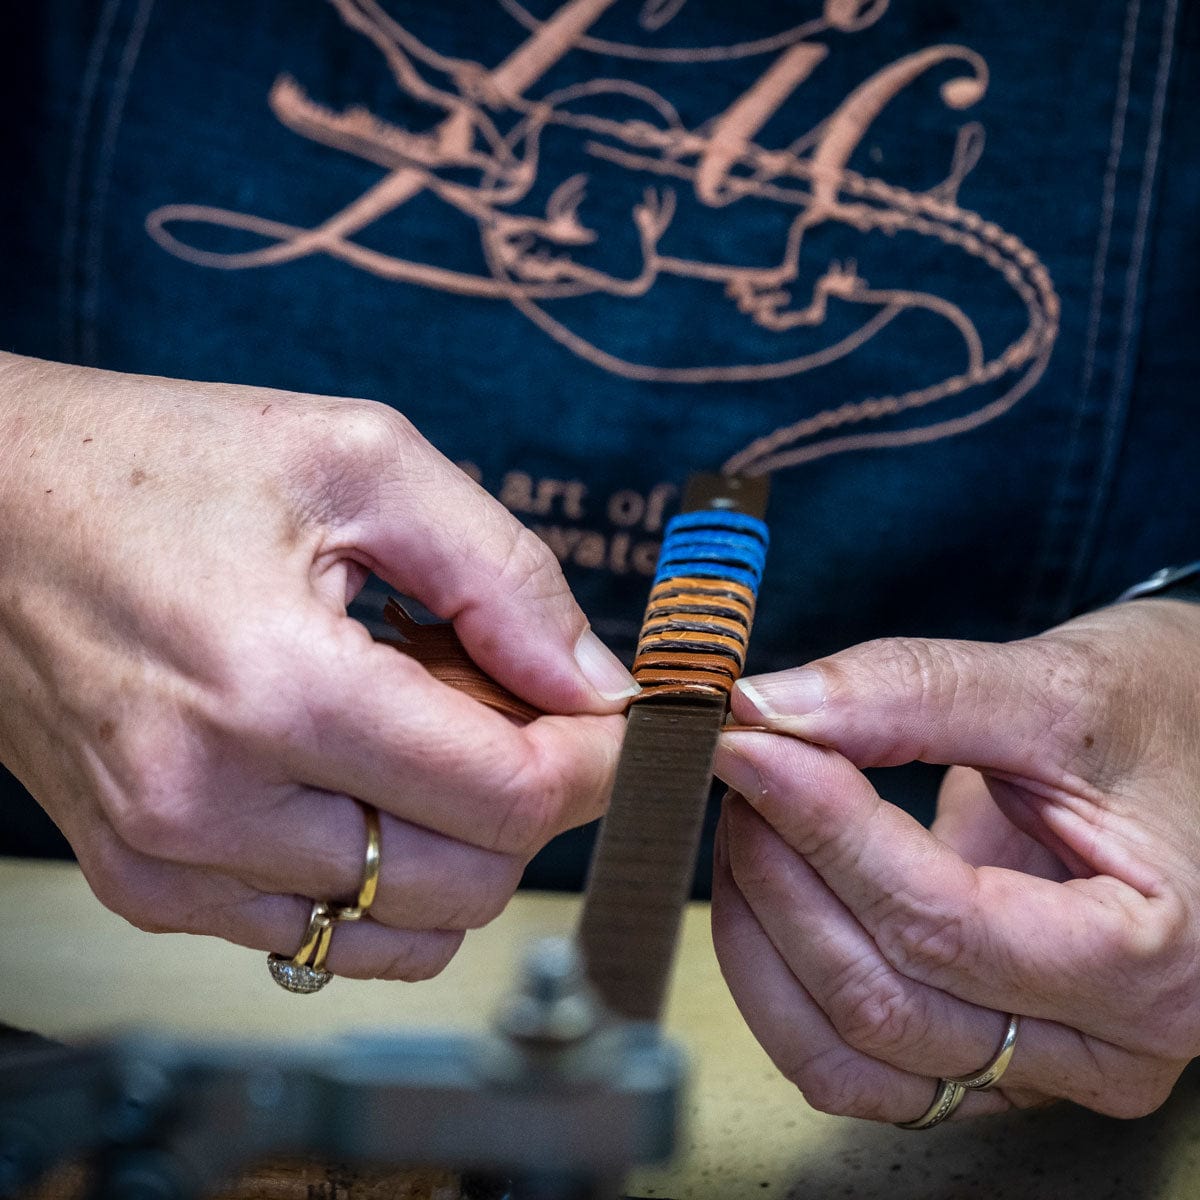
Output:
147,0,1059,473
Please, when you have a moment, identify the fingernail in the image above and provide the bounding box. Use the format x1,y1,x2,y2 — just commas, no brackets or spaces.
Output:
736,668,827,726
713,735,765,803
574,628,641,701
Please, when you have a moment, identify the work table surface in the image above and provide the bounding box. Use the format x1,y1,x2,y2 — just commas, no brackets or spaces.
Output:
2,857,1197,1200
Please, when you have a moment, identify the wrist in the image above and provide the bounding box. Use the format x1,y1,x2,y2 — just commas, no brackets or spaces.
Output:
0,355,105,586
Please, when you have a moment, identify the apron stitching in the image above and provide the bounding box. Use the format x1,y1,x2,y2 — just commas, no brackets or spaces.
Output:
1062,0,1182,608
1019,0,1141,624
80,0,158,365
1080,0,1143,398
59,0,123,363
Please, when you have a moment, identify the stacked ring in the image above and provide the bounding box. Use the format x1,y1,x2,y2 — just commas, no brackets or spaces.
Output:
949,1013,1020,1090
267,803,382,994
895,1014,1021,1130
893,1077,966,1131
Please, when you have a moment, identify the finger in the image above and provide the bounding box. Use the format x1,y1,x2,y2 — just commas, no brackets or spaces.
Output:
713,732,1180,1053
724,793,1003,1078
711,806,1003,1123
731,638,1176,903
216,791,524,932
932,766,1072,879
320,403,639,713
730,635,1101,777
724,794,1179,1117
279,631,623,856
77,829,465,981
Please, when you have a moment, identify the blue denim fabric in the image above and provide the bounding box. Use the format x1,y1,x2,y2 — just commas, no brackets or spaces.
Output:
2,1,1198,889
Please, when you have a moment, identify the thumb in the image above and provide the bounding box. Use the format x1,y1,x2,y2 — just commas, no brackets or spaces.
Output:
323,406,638,715
731,635,1102,775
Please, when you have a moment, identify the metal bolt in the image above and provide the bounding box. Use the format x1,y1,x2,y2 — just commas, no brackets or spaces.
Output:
498,937,598,1045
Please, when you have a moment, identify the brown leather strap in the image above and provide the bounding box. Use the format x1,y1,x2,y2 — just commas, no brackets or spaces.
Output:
381,599,542,725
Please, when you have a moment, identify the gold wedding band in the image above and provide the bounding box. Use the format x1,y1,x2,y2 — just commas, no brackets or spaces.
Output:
266,803,382,994
895,1013,1020,1130
894,1077,967,1130
950,1013,1020,1090
327,803,382,922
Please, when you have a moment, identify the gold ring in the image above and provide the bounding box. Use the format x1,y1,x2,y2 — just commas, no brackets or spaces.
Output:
894,1077,967,1130
266,804,382,994
327,803,382,923
950,1013,1020,1090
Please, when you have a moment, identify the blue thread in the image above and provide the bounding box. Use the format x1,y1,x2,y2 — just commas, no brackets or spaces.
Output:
666,509,769,544
653,511,769,590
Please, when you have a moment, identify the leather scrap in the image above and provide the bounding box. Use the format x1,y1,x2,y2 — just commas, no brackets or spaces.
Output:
381,598,542,725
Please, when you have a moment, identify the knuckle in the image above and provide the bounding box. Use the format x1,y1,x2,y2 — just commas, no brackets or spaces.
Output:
85,872,160,933
1090,894,1194,1058
874,896,976,984
784,1048,886,1121
865,636,962,706
488,785,557,856
827,958,923,1057
828,636,973,764
489,741,570,855
727,826,792,901
96,711,221,865
442,860,522,930
79,848,183,935
107,774,201,863
1069,1031,1184,1117
117,898,177,935
460,888,512,930
1022,635,1116,765
377,932,464,982
1091,1070,1176,1120
1123,894,1190,976
212,649,346,763
323,400,415,464
297,401,422,519
204,672,284,751
495,524,572,609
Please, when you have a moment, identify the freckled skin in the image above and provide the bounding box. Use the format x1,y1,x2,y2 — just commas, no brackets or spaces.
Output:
0,349,627,982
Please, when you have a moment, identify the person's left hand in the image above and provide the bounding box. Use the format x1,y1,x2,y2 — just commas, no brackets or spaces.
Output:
711,598,1200,1125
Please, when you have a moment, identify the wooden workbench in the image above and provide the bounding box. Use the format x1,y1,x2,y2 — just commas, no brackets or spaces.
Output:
1,858,1197,1199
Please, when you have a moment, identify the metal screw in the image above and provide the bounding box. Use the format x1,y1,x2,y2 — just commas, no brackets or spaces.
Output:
497,937,598,1045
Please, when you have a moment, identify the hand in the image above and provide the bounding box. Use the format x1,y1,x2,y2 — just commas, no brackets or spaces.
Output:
711,600,1200,1122
0,353,634,978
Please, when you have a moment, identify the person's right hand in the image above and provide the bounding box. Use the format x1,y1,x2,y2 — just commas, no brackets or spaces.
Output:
0,352,634,979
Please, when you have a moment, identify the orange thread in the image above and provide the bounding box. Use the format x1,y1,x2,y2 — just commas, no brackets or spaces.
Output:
633,575,757,700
